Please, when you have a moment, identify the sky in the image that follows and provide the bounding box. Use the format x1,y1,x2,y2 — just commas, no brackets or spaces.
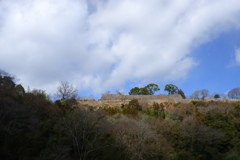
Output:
0,0,240,99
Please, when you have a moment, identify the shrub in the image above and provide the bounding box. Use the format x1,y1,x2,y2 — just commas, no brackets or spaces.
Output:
191,100,207,107
122,105,138,115
128,99,142,111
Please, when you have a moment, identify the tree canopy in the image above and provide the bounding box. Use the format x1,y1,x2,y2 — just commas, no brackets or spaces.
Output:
214,94,220,99
178,89,186,99
164,84,179,95
129,83,160,95
145,83,160,95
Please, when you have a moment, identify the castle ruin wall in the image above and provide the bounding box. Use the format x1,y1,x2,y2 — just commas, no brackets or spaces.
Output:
100,94,186,103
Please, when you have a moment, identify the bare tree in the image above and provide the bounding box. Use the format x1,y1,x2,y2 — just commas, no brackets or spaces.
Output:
116,90,124,95
109,116,172,160
221,93,227,99
190,89,209,99
105,90,111,94
55,81,78,99
190,90,201,99
62,108,108,160
228,88,240,99
201,89,209,98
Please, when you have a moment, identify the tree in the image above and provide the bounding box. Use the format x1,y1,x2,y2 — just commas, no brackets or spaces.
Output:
179,116,225,159
105,91,111,94
129,83,160,95
116,90,124,95
144,83,160,95
0,70,16,96
54,108,110,160
164,84,179,95
55,81,78,100
110,116,171,160
214,94,220,99
129,87,142,95
228,88,240,99
201,89,209,98
15,84,25,96
190,89,210,99
190,90,201,99
128,99,142,111
179,89,186,99
140,87,151,95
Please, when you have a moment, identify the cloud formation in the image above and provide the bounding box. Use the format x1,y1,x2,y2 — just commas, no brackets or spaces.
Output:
0,0,240,95
235,48,240,65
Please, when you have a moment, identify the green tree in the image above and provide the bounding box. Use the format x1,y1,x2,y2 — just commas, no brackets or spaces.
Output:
129,87,142,95
129,83,160,95
140,87,151,95
0,70,16,96
144,83,160,95
15,84,25,96
179,89,186,99
164,84,179,95
214,94,220,99
128,99,142,111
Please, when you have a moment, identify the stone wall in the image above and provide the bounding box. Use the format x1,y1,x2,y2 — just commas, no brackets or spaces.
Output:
78,94,240,108
100,94,186,103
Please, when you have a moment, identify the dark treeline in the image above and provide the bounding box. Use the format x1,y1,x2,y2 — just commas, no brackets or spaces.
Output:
1,70,240,160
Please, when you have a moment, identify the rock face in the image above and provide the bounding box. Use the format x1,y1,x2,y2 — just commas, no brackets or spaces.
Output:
100,94,187,103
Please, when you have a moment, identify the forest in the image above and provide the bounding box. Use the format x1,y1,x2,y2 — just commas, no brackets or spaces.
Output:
1,70,240,160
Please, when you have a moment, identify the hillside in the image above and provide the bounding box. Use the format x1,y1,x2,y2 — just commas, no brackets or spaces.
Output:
1,70,240,160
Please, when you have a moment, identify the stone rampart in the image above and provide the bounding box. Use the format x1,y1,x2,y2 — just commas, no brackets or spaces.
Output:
100,94,185,103
78,94,240,108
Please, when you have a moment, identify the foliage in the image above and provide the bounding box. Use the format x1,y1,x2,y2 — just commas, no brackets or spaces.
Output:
146,102,166,118
194,107,206,123
0,69,16,97
3,69,240,160
179,89,186,99
129,87,142,95
225,149,240,160
144,83,160,95
100,106,122,116
129,83,160,95
214,94,220,99
109,116,174,160
191,100,207,107
164,84,179,95
128,99,142,111
122,99,142,115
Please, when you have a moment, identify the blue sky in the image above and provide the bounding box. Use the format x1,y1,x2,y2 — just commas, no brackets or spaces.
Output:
181,29,240,98
0,0,240,99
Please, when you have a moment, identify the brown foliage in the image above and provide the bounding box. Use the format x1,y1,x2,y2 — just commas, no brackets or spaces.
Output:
180,116,225,143
168,103,195,121
109,116,174,160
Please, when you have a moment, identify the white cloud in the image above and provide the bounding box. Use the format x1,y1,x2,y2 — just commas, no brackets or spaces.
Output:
0,0,240,95
235,48,240,65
